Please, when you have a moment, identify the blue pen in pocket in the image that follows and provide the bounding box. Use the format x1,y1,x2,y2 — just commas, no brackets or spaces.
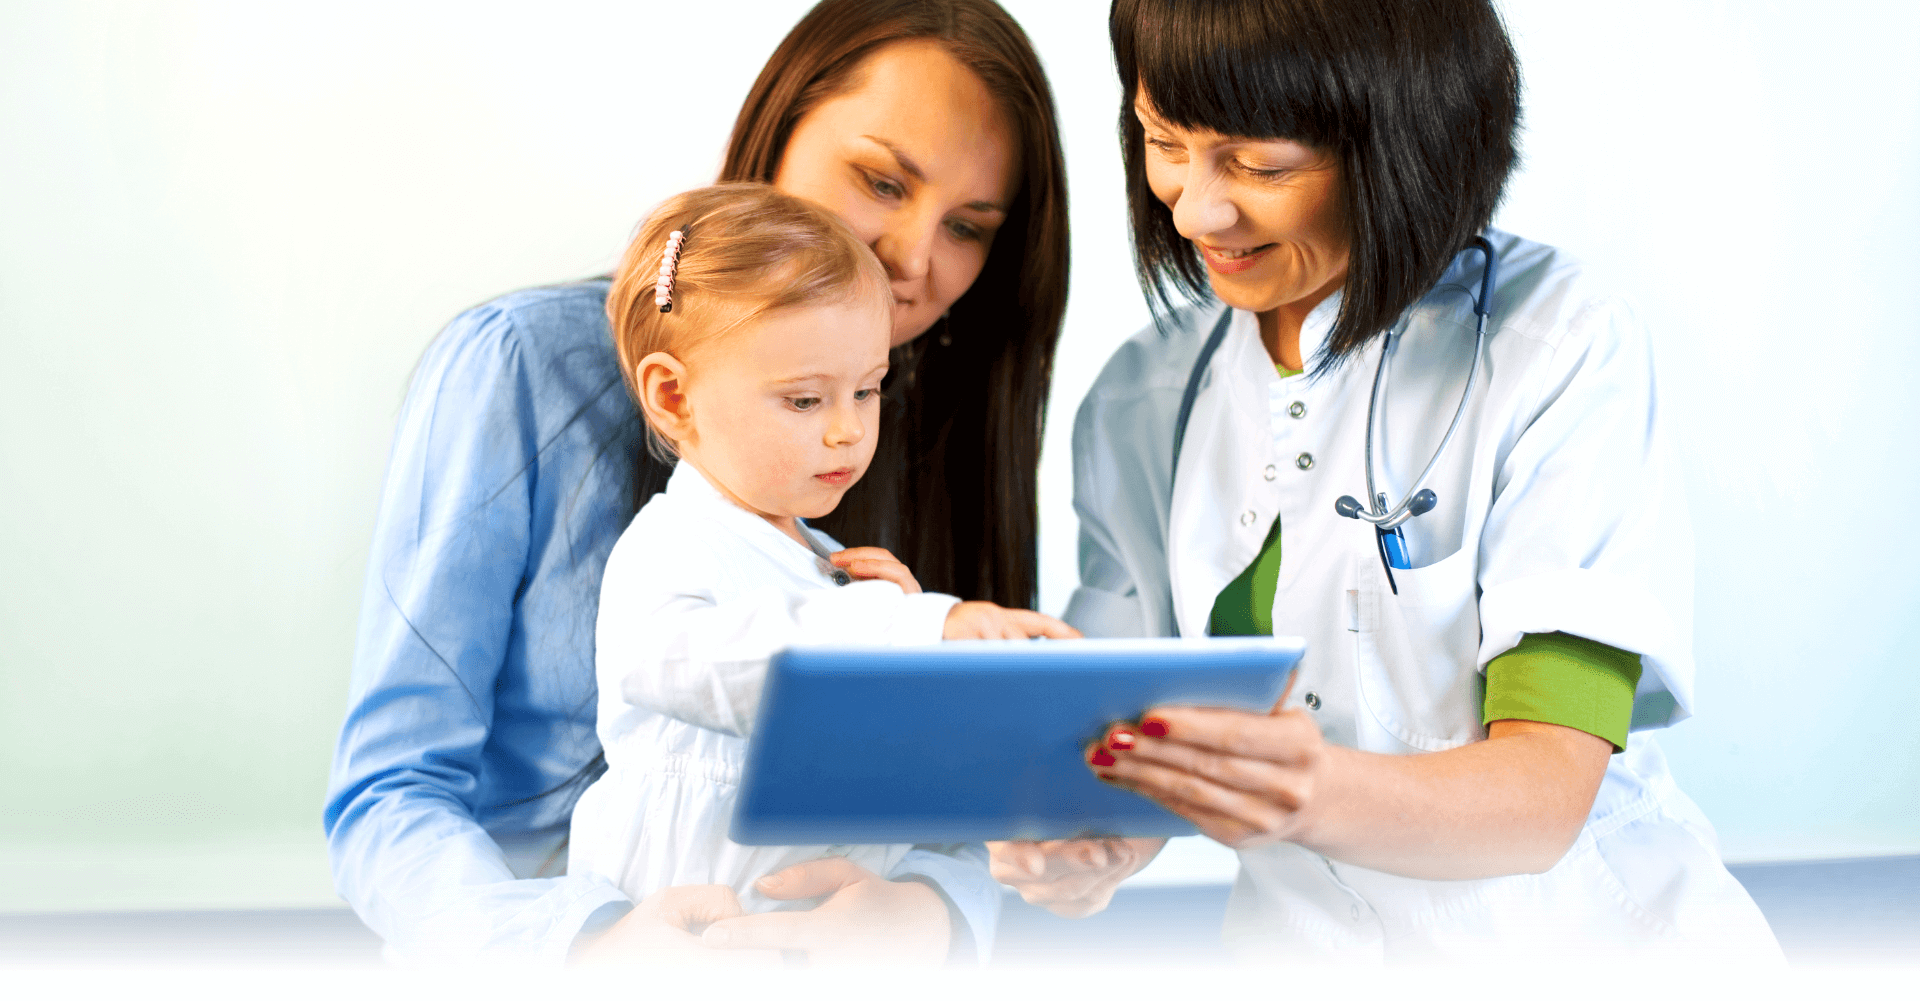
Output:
1378,525,1411,570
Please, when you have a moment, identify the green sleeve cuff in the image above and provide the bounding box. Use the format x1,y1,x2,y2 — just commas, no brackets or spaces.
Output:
1482,632,1644,752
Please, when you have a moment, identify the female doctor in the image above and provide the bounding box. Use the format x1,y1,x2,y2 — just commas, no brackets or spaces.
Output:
1046,0,1781,959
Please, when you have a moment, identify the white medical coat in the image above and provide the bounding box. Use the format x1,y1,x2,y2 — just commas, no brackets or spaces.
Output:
1067,230,1779,960
569,461,960,912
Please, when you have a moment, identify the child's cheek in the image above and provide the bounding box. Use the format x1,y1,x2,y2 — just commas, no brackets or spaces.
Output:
770,426,820,490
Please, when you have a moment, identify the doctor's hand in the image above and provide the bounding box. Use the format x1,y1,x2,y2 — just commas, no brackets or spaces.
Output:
700,857,950,966
1089,705,1616,880
987,837,1167,918
571,884,780,966
1087,702,1334,851
944,602,1082,640
830,547,921,593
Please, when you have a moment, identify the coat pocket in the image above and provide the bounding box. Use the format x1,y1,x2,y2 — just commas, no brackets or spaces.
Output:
1352,544,1485,751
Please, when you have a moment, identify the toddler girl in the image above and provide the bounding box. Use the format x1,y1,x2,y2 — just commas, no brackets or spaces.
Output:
567,183,1075,920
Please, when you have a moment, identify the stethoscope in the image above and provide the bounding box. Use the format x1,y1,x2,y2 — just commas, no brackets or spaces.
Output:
799,520,854,586
1172,236,1498,594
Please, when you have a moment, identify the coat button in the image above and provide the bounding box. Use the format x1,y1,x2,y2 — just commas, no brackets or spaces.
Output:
1304,691,1321,710
1288,401,1307,419
1263,464,1277,481
1239,510,1255,527
1295,452,1315,470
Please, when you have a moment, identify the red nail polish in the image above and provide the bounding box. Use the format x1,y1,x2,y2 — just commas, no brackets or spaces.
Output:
1107,730,1135,750
1140,717,1170,738
1089,748,1116,767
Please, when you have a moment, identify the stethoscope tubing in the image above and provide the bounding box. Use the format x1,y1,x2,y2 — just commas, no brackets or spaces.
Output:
1352,309,1489,531
1349,235,1499,530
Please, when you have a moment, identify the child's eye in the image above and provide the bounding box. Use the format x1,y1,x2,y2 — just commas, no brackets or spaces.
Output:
787,396,821,412
853,388,877,402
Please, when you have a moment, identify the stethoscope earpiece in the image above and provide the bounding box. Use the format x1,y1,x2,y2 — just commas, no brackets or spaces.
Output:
1333,489,1439,531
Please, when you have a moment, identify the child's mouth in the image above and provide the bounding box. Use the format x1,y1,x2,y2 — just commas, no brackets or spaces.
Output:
814,468,854,486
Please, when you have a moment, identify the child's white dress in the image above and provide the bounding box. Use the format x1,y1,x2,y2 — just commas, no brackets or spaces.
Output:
568,461,960,913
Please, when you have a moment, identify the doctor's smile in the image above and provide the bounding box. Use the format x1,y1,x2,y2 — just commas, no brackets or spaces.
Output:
1197,241,1275,274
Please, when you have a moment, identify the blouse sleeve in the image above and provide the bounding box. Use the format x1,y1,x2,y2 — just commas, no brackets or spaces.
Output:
887,843,1001,963
323,306,628,963
1476,293,1695,731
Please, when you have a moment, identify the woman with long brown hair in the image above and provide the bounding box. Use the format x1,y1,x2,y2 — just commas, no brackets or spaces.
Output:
324,0,1066,964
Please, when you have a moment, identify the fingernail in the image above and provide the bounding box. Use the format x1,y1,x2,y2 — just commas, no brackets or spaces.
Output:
1089,748,1116,767
1107,730,1135,750
1140,717,1170,738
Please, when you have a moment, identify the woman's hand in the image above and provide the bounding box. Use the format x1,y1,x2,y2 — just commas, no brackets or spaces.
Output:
944,602,1082,640
700,857,950,966
1089,706,1333,850
830,547,921,593
987,838,1166,918
1087,705,1613,880
571,884,780,966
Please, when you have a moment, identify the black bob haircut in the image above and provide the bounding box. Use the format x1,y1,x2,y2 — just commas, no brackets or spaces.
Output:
1111,0,1522,369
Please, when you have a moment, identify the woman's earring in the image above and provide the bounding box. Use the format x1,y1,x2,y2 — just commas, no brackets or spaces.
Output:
937,312,953,348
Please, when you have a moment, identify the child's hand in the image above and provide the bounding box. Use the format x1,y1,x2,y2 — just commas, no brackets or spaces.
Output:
830,547,921,593
943,601,1082,640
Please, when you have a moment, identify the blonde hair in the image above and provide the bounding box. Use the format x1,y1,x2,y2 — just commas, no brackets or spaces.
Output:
607,182,889,458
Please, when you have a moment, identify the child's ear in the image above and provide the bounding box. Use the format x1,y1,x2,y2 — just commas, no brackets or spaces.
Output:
636,351,695,447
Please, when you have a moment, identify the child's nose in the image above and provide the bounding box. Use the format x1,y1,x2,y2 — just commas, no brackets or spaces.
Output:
826,402,866,446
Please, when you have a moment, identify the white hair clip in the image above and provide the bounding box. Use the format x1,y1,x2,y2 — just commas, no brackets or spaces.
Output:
654,228,687,313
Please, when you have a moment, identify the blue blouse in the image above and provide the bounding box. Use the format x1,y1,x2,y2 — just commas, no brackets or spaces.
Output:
323,280,999,962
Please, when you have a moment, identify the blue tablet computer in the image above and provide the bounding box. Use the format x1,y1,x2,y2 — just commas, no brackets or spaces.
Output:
731,637,1304,845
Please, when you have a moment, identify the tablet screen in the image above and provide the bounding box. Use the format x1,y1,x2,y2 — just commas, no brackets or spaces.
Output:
732,637,1303,845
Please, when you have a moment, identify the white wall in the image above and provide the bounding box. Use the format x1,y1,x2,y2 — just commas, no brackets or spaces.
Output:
1488,0,1920,862
1,0,1913,911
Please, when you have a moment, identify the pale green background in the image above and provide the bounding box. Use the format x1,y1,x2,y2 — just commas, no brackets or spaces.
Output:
3,1,1915,913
